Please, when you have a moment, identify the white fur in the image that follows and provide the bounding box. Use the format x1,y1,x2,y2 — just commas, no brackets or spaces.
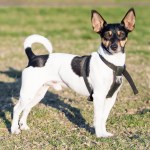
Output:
24,34,53,53
98,46,126,66
11,34,125,137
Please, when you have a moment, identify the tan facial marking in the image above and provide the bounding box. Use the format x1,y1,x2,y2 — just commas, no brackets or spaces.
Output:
104,31,113,39
109,31,112,36
102,38,110,48
117,31,121,36
119,38,127,47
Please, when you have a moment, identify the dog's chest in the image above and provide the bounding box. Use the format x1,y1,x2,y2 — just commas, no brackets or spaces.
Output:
90,53,113,87
90,52,124,91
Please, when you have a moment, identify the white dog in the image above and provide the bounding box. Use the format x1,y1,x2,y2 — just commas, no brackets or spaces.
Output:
11,8,137,137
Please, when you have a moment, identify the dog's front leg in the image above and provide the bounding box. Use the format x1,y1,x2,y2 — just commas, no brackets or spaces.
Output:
93,91,114,138
93,91,106,137
101,93,117,137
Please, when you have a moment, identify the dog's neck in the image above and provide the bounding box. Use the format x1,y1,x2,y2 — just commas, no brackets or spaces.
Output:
98,45,126,66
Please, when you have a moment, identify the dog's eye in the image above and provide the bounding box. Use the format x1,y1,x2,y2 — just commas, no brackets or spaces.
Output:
104,31,112,39
117,31,125,39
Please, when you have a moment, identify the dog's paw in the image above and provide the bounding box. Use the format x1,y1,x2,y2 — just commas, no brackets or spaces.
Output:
96,131,114,138
20,124,30,131
53,84,62,91
102,132,114,137
11,128,21,134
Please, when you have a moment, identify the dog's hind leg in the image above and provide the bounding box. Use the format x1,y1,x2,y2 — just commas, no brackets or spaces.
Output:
11,80,45,134
19,84,49,131
11,100,24,134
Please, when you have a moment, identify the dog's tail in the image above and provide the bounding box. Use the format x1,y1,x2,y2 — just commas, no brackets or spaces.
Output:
24,34,53,60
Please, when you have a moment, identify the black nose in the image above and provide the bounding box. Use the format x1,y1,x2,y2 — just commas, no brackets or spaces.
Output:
110,43,118,50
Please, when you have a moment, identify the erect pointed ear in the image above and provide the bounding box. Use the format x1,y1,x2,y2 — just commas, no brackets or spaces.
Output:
91,10,107,33
121,8,136,32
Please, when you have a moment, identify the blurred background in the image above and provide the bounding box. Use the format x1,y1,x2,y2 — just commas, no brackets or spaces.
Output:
0,0,150,7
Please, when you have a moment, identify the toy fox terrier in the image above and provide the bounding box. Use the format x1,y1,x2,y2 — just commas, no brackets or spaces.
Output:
11,8,138,137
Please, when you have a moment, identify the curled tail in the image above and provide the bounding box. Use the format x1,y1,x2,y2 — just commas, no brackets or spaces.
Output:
24,34,53,60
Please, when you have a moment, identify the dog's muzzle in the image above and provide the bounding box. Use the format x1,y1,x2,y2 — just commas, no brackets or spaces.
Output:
110,43,118,51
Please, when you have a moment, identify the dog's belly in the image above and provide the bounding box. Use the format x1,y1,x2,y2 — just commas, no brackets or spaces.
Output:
46,53,90,96
61,75,90,96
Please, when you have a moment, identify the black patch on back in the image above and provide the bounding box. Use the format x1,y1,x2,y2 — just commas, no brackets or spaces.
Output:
25,47,49,67
71,55,91,77
27,54,49,67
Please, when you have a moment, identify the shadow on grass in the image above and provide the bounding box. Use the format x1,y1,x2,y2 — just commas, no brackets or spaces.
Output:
43,92,94,133
137,108,150,115
0,68,21,132
0,67,94,134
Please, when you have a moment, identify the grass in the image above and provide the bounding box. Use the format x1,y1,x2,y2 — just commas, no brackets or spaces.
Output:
0,5,150,150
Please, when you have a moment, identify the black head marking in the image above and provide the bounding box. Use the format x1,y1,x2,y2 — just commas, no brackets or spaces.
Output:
100,23,128,54
101,23,128,39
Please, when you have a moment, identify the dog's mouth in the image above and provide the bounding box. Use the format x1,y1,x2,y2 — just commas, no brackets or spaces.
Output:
108,43,123,54
102,43,123,54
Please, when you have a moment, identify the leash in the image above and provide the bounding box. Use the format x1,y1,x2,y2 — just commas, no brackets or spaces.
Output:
80,54,138,101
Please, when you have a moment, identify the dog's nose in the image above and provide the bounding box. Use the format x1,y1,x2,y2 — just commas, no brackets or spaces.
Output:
110,43,118,50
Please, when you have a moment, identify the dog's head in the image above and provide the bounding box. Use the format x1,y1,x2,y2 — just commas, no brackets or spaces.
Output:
91,8,136,54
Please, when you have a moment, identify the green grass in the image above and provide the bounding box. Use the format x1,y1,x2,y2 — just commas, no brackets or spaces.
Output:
0,5,150,150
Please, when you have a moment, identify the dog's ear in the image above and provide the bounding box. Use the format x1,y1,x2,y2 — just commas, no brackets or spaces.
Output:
91,10,107,33
121,8,136,32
